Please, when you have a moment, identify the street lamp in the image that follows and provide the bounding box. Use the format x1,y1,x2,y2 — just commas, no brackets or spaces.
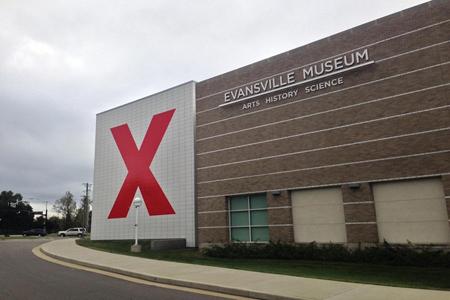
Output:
131,197,142,253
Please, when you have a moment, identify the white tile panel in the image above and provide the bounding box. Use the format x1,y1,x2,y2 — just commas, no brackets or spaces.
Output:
292,187,347,243
373,178,450,244
91,82,196,247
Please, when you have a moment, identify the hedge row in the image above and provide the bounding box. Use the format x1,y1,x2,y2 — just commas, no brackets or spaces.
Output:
202,241,450,268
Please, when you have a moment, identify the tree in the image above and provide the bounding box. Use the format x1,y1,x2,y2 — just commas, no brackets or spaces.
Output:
46,216,63,233
0,191,23,205
33,216,45,228
53,191,76,229
80,194,91,230
74,207,84,228
0,191,33,236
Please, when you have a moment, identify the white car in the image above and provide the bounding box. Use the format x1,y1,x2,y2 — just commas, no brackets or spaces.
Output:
58,227,86,237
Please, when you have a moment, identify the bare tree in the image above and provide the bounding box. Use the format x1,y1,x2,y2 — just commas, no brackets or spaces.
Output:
53,191,76,229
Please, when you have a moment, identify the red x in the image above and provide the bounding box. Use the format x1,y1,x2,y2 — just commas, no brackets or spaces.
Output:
108,109,176,219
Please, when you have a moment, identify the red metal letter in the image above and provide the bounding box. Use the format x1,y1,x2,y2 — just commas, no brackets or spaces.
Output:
108,109,176,219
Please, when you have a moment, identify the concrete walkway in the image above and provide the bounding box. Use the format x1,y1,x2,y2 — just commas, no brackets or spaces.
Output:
39,239,450,300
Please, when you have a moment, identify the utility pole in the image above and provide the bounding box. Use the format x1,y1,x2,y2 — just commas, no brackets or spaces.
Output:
82,183,92,231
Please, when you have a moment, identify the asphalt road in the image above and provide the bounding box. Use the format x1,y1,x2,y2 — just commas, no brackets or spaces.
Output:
0,239,227,300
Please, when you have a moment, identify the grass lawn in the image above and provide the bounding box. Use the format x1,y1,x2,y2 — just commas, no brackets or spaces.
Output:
76,239,450,290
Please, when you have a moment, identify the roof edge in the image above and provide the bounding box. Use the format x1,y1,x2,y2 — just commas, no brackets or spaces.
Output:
96,80,196,116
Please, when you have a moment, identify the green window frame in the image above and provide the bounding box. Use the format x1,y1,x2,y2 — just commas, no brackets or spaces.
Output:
228,193,269,242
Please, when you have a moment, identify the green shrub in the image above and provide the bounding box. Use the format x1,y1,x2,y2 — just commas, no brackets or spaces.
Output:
201,241,450,268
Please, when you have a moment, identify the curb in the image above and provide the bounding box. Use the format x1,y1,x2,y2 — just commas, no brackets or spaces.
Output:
39,243,299,300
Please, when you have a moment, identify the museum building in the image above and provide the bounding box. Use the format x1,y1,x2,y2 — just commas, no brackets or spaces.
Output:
92,0,450,248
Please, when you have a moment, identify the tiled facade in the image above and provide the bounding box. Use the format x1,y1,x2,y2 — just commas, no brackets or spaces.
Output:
92,82,197,247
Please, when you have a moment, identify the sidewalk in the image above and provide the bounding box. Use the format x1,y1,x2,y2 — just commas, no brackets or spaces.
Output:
39,239,450,300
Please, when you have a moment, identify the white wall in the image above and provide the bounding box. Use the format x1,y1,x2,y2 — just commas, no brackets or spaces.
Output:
91,82,196,247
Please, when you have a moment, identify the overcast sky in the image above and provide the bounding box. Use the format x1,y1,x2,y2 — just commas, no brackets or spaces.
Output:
0,0,428,215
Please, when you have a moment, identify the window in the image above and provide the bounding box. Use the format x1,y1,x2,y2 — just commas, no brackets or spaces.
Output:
229,194,269,242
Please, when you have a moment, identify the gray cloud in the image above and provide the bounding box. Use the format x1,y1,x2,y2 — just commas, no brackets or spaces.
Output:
0,0,427,212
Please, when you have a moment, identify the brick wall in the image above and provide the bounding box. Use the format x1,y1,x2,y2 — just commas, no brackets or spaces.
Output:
195,1,450,246
342,183,379,243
